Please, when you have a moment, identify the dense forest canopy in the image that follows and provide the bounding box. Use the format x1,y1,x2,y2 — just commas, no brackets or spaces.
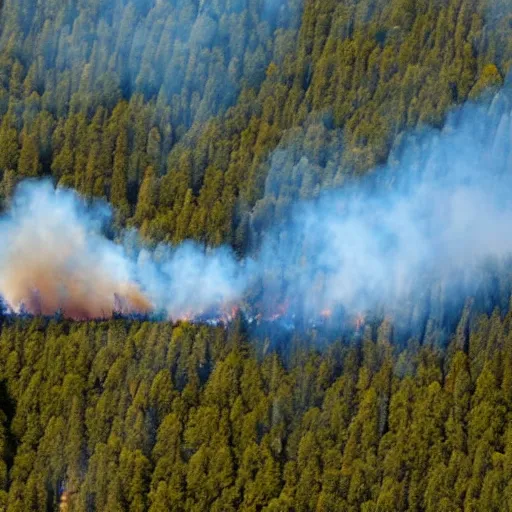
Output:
0,310,511,510
0,0,512,510
0,0,510,249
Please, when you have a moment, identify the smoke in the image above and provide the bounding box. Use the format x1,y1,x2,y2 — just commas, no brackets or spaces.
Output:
255,85,512,328
0,183,152,319
135,242,249,320
1,87,512,326
0,181,247,320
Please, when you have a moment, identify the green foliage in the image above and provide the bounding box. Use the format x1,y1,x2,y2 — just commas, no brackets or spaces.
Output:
0,311,510,509
0,0,509,248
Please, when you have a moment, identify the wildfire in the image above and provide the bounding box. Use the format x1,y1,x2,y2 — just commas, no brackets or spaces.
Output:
265,301,290,322
171,304,241,326
3,283,152,321
2,279,367,335
355,312,365,331
320,309,333,319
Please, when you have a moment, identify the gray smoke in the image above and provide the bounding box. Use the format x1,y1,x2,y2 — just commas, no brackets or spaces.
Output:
1,87,512,325
256,86,512,325
0,182,246,319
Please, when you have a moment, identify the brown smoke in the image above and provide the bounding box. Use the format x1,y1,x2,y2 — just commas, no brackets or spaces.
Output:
0,182,152,320
0,250,152,319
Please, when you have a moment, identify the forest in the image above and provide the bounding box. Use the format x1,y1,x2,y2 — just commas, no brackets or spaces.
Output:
0,0,510,249
0,0,512,510
0,310,511,511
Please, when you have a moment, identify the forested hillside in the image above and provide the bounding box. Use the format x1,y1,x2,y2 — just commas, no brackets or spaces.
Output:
0,0,511,250
1,0,512,511
0,311,511,511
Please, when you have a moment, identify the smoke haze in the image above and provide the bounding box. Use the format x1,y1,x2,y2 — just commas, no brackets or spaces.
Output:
0,0,303,125
256,86,512,328
0,183,152,319
1,87,512,326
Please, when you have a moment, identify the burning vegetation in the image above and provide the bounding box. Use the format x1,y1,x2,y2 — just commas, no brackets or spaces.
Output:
2,88,512,331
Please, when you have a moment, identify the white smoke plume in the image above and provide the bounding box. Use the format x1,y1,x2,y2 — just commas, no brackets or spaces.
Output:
0,87,512,326
256,86,512,328
0,182,246,320
0,183,151,319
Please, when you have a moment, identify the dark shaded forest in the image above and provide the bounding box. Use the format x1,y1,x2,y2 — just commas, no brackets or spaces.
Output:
1,0,512,510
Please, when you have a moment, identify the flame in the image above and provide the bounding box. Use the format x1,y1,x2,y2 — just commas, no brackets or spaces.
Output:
355,312,365,331
169,303,241,326
265,301,289,322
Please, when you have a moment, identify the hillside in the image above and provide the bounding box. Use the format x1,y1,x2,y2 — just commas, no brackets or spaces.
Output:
0,311,511,511
0,0,510,250
1,0,512,511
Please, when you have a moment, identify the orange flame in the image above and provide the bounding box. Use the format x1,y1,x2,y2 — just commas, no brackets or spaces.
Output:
355,312,365,331
320,309,333,319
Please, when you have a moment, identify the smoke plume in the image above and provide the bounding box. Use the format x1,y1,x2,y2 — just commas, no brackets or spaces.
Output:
0,181,248,320
1,87,512,326
256,85,512,329
0,184,152,319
